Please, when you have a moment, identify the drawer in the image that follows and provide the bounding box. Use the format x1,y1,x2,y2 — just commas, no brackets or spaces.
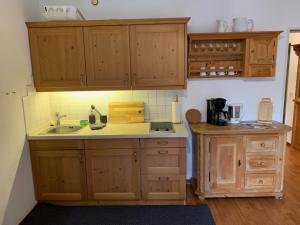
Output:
29,140,84,151
248,65,274,77
245,173,277,190
85,139,139,149
246,136,279,153
141,174,186,200
140,138,186,148
246,155,278,172
141,148,185,174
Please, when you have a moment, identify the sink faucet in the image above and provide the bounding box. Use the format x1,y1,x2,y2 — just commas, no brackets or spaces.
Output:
55,112,67,127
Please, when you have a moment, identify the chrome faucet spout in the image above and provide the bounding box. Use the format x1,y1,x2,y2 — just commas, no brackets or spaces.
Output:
55,112,67,127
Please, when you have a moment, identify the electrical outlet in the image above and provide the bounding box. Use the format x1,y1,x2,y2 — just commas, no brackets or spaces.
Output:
91,0,99,6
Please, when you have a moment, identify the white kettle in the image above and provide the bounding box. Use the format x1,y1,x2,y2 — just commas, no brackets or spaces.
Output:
232,17,254,32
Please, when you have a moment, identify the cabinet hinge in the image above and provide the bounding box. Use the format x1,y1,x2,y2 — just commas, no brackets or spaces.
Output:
209,171,211,183
209,141,211,153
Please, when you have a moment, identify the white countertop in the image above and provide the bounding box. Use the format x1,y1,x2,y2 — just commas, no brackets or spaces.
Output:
27,123,189,140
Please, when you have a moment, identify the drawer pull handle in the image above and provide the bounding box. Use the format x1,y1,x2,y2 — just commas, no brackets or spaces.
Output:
157,141,168,146
158,150,169,154
158,177,169,181
259,162,265,166
260,143,266,148
258,179,264,184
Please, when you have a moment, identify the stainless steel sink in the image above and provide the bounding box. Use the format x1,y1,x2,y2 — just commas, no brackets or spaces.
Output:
43,125,84,134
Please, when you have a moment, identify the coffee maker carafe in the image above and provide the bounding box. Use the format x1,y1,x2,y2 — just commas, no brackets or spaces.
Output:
207,98,229,126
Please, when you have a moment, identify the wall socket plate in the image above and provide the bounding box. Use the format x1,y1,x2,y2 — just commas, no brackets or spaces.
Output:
91,0,99,6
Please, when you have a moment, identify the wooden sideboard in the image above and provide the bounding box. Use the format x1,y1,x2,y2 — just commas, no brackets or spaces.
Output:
29,138,186,205
190,122,290,199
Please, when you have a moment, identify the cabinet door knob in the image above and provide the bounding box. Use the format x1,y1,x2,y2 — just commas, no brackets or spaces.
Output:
260,143,266,148
80,74,85,86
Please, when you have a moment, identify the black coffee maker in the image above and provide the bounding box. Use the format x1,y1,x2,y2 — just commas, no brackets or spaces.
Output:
207,98,229,126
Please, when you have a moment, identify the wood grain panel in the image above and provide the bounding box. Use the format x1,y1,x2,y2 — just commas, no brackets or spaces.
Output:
140,138,186,148
84,26,131,89
141,174,186,200
85,149,140,200
31,150,87,201
246,135,279,153
108,102,144,123
130,24,185,88
141,148,186,174
28,27,86,90
29,140,84,151
85,139,139,150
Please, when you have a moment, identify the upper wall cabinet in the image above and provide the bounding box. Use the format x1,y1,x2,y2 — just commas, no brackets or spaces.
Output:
130,24,185,89
26,18,190,91
84,26,131,89
188,31,281,79
28,27,86,90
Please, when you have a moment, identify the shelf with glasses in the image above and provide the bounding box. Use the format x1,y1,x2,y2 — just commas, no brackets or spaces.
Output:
187,31,282,79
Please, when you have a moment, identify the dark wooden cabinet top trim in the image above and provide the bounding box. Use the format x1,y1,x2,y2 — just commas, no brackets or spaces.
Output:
26,17,191,28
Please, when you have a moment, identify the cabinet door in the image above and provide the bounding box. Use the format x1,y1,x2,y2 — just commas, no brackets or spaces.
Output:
84,26,131,89
209,137,244,193
29,27,86,90
31,150,86,201
86,149,140,200
248,37,276,65
130,24,185,88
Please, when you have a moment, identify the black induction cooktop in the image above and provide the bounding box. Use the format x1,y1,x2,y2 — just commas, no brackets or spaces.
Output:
150,122,174,133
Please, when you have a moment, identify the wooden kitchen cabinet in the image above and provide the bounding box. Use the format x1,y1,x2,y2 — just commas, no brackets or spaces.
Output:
26,18,189,91
29,138,186,204
28,27,86,91
140,138,186,200
84,26,131,89
209,137,244,193
85,149,140,201
30,150,87,201
130,24,186,89
245,36,277,77
190,123,290,199
188,31,281,79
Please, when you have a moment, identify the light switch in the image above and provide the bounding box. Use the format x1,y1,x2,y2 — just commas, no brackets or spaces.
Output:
91,0,99,6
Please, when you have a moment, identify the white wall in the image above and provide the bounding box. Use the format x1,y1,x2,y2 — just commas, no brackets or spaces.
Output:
0,0,36,225
285,32,300,143
25,0,300,123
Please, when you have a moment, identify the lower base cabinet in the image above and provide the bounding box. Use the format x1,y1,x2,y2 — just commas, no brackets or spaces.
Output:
29,138,186,204
85,149,140,200
30,150,87,201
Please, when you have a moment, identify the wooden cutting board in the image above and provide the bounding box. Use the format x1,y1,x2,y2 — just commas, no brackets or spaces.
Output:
109,102,145,123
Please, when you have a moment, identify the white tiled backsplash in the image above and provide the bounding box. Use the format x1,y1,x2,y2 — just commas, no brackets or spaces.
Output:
23,90,184,132
23,92,52,133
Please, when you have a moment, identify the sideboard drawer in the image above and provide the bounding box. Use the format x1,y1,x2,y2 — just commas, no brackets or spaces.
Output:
246,136,279,153
246,155,278,172
245,173,277,190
